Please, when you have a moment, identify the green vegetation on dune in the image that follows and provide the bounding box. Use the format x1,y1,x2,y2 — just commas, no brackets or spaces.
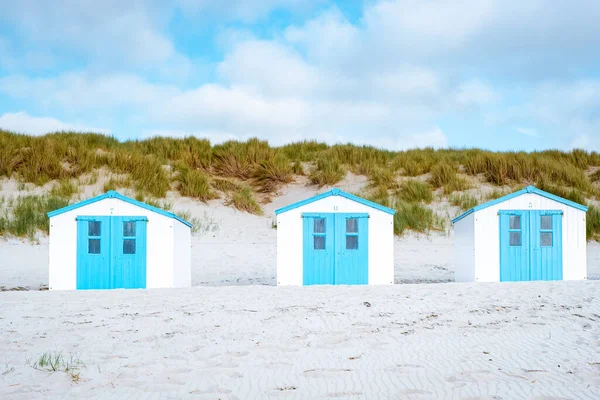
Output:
1,130,600,239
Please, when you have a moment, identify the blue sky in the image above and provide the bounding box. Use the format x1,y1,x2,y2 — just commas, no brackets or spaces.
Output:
0,0,599,151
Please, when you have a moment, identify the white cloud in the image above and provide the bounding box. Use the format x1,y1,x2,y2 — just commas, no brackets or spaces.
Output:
514,127,542,138
0,112,108,135
1,0,600,151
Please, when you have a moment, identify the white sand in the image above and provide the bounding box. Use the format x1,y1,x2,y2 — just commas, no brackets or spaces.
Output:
2,281,600,398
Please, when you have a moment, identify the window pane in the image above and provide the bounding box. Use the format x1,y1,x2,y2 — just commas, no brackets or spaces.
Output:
123,221,136,237
88,239,101,254
313,236,325,250
123,239,136,254
346,235,358,250
88,221,101,237
541,215,553,230
314,218,325,233
509,232,521,246
346,218,358,233
541,232,553,247
509,215,521,230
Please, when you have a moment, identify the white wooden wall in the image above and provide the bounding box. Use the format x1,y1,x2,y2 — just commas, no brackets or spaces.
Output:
453,212,475,282
463,193,587,282
173,219,192,287
48,198,191,290
276,196,394,285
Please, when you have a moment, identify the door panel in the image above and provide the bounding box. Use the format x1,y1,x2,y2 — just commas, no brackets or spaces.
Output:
499,210,562,282
302,214,335,285
499,211,530,282
111,217,147,289
530,211,562,281
76,217,111,290
334,214,368,285
76,215,147,289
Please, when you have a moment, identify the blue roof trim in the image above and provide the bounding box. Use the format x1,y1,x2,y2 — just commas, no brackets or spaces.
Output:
452,185,588,224
275,188,396,215
47,190,193,228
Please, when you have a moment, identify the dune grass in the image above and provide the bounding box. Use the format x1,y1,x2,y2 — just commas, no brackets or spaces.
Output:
397,180,433,203
393,200,444,235
0,195,69,239
50,179,79,199
449,193,479,211
587,205,600,240
3,130,600,238
226,185,263,215
174,164,217,202
309,155,345,186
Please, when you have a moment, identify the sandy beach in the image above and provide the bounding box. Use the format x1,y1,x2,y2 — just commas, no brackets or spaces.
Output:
2,281,600,399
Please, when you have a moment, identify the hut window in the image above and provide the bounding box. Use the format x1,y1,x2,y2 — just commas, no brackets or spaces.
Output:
540,215,553,247
509,232,521,246
541,215,552,230
313,236,325,250
123,239,136,254
88,239,101,254
508,215,522,246
313,218,326,250
123,221,136,237
345,218,359,250
346,218,358,233
88,221,101,236
540,232,553,247
314,218,325,233
346,235,358,250
509,216,521,230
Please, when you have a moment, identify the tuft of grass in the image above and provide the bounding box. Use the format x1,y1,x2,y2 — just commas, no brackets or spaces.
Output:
176,210,220,234
174,165,217,202
449,193,479,211
212,177,241,193
226,185,263,215
28,351,83,383
50,179,79,199
587,205,600,240
393,200,444,235
359,186,392,208
591,170,600,182
369,168,397,189
536,178,587,205
253,154,293,192
485,188,508,201
0,195,69,239
397,180,433,203
309,156,345,187
429,162,470,194
103,176,132,192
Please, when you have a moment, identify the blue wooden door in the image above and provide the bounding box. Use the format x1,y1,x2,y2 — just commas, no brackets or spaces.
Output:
334,214,368,285
530,211,563,281
499,211,530,281
111,217,147,289
76,217,112,290
302,213,335,285
499,210,562,282
76,216,147,289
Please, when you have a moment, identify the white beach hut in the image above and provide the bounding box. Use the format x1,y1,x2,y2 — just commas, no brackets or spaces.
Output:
452,185,588,282
275,188,395,285
47,190,192,290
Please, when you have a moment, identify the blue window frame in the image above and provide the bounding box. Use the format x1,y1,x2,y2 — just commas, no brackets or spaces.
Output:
345,218,359,250
540,215,553,247
313,218,326,250
88,221,101,254
509,215,521,246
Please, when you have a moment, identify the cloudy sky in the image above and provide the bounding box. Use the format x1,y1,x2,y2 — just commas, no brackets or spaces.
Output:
0,0,599,151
